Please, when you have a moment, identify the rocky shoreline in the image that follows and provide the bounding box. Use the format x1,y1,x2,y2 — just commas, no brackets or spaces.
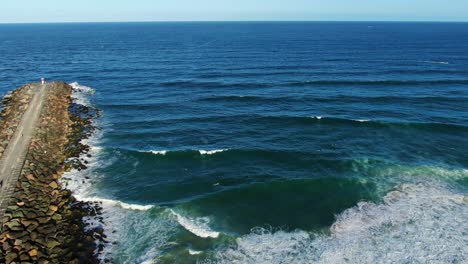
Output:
0,82,103,264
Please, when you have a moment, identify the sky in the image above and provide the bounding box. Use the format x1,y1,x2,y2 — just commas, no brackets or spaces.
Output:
1,0,467,23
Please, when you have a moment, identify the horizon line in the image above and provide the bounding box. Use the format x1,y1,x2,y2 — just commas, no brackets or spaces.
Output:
1,19,468,25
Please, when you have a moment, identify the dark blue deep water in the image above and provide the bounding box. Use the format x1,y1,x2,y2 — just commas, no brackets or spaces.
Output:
0,22,467,263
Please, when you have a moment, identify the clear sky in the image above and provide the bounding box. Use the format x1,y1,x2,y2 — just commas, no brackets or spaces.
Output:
1,0,467,23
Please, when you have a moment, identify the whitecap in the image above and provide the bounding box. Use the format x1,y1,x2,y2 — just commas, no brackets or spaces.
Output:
170,210,220,238
150,150,167,155
189,249,203,255
198,149,227,155
146,149,227,156
422,60,449,65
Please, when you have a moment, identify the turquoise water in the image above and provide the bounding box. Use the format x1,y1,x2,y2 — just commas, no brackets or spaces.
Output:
0,22,467,263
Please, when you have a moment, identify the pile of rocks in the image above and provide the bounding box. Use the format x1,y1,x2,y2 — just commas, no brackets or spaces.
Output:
0,85,34,159
0,82,100,264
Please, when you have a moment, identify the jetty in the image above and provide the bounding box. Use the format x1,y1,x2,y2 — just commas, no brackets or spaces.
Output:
0,83,47,218
0,82,99,264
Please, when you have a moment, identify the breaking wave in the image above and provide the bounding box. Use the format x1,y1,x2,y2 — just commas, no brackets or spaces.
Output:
70,82,95,105
208,182,468,264
170,210,220,238
79,197,154,211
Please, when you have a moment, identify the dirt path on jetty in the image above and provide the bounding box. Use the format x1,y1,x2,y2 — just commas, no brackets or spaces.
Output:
0,83,47,215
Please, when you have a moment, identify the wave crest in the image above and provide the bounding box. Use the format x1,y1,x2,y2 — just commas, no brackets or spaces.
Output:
208,182,468,263
80,197,154,211
148,149,228,156
170,210,220,238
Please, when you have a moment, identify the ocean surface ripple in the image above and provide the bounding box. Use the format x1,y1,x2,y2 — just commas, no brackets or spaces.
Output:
0,22,467,263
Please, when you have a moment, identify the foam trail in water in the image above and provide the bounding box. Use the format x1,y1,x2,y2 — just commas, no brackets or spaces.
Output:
208,182,468,264
170,210,220,238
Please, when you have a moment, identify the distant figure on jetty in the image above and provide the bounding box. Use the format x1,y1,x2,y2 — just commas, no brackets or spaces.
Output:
41,77,45,85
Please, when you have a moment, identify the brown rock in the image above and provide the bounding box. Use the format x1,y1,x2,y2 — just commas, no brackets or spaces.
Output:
5,252,18,263
49,205,58,213
4,220,21,230
25,212,37,219
38,259,50,264
26,174,36,182
20,219,37,228
46,239,60,249
37,217,51,224
30,232,38,241
20,253,30,261
14,239,22,246
51,214,62,221
48,181,58,189
28,249,38,257
2,240,12,251
26,223,39,233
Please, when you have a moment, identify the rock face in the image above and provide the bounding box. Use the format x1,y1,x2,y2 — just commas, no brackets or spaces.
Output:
0,82,100,264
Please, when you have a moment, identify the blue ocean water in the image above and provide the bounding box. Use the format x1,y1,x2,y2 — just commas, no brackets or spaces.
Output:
0,22,467,263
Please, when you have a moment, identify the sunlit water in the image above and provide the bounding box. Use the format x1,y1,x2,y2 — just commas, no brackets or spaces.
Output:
0,22,467,263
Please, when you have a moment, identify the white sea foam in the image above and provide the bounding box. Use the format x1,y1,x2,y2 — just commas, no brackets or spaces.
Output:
70,81,95,94
189,249,203,255
170,210,220,238
349,159,468,190
423,60,450,65
208,182,468,264
147,149,228,156
311,116,371,123
150,150,167,155
354,119,370,122
69,82,95,106
79,196,154,211
198,149,227,155
101,203,176,264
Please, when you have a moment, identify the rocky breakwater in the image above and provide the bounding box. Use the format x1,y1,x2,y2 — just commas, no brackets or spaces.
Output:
0,82,101,264
0,85,35,160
